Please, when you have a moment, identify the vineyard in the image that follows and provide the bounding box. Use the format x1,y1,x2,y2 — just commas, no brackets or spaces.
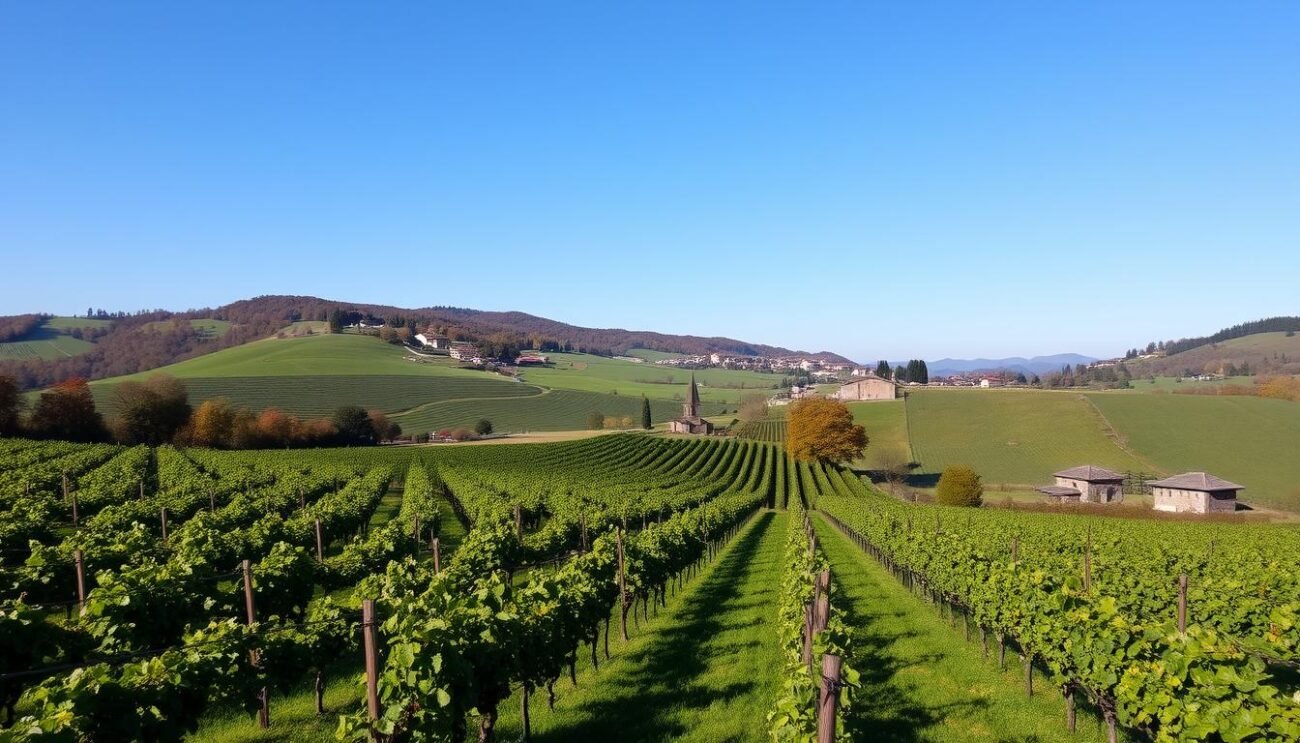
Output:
1,434,1297,741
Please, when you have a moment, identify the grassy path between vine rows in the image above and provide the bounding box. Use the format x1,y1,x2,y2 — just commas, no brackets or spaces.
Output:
811,512,1125,743
492,509,787,742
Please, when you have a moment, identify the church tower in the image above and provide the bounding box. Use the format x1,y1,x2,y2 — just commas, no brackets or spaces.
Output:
682,374,700,418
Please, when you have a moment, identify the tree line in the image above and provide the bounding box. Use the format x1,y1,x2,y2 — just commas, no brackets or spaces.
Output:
0,373,401,448
873,359,929,384
1127,316,1300,359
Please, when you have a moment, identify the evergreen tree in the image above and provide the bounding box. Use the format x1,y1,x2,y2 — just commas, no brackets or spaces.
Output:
875,360,891,378
640,396,652,430
917,359,929,384
894,365,908,383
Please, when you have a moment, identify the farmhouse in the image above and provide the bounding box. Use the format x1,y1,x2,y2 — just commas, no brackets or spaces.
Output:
1149,472,1242,514
415,332,450,349
515,354,548,365
1035,465,1125,504
668,375,713,434
835,373,899,402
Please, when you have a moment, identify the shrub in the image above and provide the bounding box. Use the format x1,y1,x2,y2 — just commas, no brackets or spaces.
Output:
935,465,983,507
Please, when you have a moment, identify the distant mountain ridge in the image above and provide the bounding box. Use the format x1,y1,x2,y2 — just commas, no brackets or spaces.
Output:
928,353,1098,377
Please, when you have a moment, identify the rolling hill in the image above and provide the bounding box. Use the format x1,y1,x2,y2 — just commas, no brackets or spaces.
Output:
1126,331,1300,378
83,332,735,433
1,295,850,391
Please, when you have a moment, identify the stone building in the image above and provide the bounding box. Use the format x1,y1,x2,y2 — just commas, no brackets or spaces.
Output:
1035,465,1125,504
834,373,899,402
1150,472,1242,514
668,375,713,434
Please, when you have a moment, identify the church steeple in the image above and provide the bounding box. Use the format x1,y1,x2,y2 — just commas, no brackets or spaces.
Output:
683,374,700,418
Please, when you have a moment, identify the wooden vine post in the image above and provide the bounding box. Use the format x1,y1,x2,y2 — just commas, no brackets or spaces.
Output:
617,529,629,641
160,508,169,543
1177,573,1189,633
314,518,325,562
73,549,87,615
514,505,523,539
817,653,843,743
433,537,441,574
362,599,381,728
71,491,80,527
209,488,216,512
242,559,270,728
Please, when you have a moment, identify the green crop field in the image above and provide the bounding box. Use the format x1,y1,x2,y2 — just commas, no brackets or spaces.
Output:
1087,393,1300,509
905,388,1147,486
393,388,727,433
0,334,95,360
517,352,781,404
0,316,110,360
846,399,912,470
92,375,543,418
94,332,482,380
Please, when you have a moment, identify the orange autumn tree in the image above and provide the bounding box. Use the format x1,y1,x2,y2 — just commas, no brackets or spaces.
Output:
785,397,868,463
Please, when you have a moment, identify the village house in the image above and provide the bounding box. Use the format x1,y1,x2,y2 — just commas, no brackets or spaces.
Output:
1035,465,1125,504
668,375,713,434
515,354,548,366
1149,472,1242,514
834,373,900,402
415,332,450,349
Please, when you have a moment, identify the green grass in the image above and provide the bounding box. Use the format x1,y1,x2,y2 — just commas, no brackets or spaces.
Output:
620,348,689,362
92,375,542,418
44,316,113,330
0,317,103,360
490,511,785,742
812,513,1120,742
0,333,95,360
94,333,483,380
393,389,726,434
517,352,782,404
1119,375,1256,393
905,389,1147,486
1087,393,1300,509
846,400,912,470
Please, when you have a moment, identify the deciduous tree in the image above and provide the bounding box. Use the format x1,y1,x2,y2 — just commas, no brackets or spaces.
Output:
0,374,21,437
786,397,867,463
935,465,983,507
189,398,236,448
113,374,191,445
333,405,375,446
28,378,107,442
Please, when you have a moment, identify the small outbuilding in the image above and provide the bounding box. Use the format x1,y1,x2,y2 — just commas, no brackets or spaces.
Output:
1035,465,1125,504
835,373,899,402
1149,472,1242,514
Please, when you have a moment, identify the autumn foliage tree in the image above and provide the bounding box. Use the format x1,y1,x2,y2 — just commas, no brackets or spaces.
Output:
785,397,867,464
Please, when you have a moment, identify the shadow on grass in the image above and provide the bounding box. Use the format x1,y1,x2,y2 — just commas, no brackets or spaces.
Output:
821,525,991,742
535,511,777,743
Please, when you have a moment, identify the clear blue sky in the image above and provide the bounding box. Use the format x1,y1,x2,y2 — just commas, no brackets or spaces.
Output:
2,2,1297,361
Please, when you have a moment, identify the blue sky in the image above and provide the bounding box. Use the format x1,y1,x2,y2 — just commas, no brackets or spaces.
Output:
2,2,1297,361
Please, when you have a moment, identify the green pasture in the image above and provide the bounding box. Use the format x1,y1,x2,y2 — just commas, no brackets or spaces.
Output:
905,389,1147,486
620,348,689,362
846,400,912,471
393,389,727,434
517,352,781,404
0,334,95,360
1087,393,1300,509
44,316,113,330
92,333,480,381
0,316,105,360
92,375,542,418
